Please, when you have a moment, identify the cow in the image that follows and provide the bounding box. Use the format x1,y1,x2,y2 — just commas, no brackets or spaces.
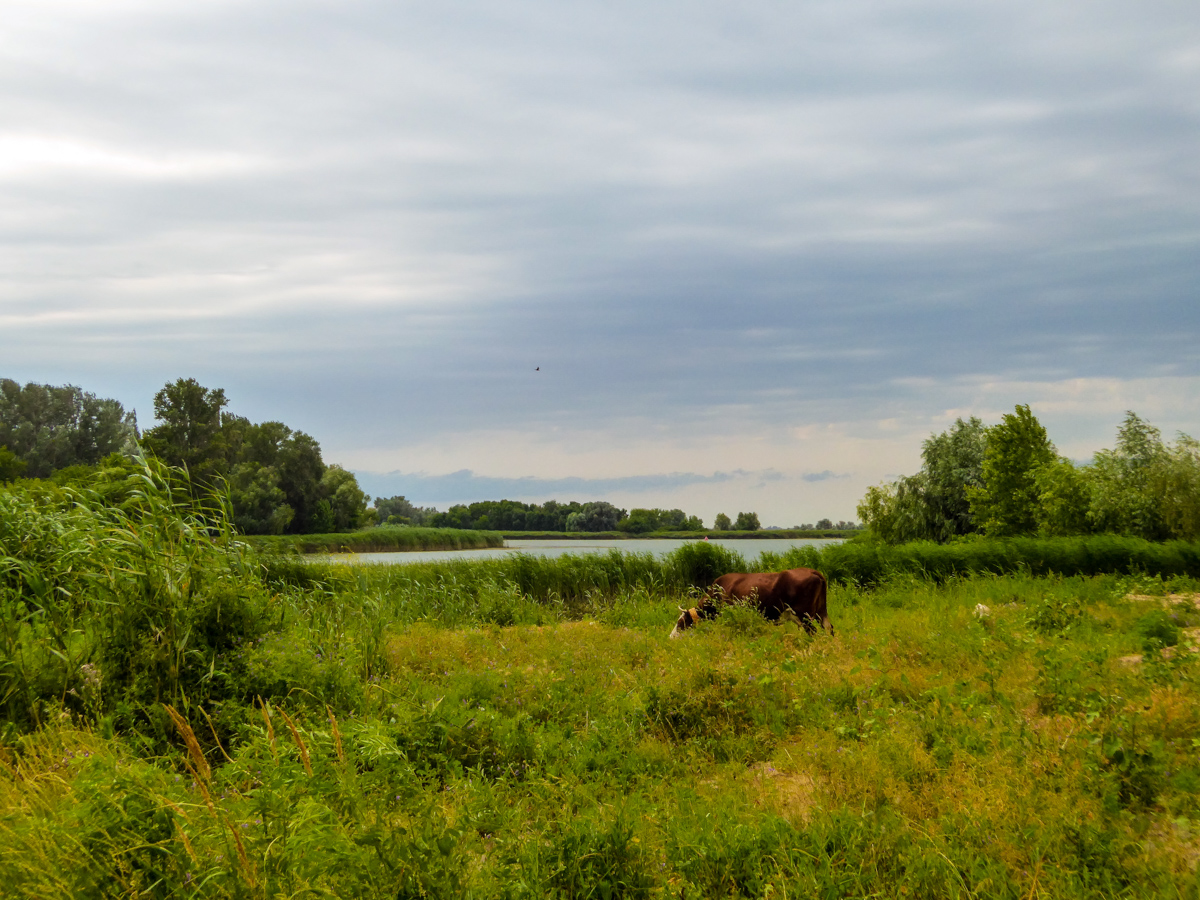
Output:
669,567,832,638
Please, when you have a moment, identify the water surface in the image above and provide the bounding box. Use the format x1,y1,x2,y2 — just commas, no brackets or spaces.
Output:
321,537,843,565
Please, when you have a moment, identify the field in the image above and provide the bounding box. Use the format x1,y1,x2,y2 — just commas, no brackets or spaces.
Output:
3,476,1200,897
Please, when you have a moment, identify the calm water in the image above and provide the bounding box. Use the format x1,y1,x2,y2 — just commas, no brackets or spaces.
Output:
321,537,843,565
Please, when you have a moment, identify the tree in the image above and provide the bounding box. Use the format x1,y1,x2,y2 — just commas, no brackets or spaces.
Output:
919,417,988,539
856,417,987,543
1033,457,1093,536
713,513,733,531
276,431,326,532
321,465,369,532
375,495,421,525
968,405,1056,536
856,475,940,543
566,501,626,532
228,462,294,534
0,445,27,482
1088,412,1168,539
141,378,228,485
1153,434,1200,540
734,511,760,531
0,379,137,478
620,508,662,533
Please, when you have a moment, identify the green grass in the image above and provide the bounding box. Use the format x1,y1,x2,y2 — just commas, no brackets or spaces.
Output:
5,479,1200,897
500,529,857,539
244,525,504,554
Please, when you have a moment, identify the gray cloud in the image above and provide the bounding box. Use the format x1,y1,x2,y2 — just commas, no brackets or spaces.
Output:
2,0,1198,519
801,471,848,483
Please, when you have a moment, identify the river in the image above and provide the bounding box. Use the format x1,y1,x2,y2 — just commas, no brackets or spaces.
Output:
320,537,843,565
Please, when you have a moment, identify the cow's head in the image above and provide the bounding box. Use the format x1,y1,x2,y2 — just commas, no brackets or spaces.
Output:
669,607,702,639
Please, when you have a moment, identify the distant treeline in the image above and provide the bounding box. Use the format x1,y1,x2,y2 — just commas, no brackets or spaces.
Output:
859,405,1200,544
374,496,860,534
2,376,862,537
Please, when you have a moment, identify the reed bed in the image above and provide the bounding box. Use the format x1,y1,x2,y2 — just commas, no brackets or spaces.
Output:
245,525,503,555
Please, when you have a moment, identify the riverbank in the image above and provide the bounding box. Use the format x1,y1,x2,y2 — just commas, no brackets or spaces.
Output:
244,528,858,555
244,525,503,554
500,528,859,540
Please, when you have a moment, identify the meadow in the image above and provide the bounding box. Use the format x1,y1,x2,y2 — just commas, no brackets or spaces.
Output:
3,469,1200,898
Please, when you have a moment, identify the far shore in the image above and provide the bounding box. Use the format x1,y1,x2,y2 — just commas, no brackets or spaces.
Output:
245,526,858,555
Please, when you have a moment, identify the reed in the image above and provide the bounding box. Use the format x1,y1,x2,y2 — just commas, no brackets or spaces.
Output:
245,525,503,555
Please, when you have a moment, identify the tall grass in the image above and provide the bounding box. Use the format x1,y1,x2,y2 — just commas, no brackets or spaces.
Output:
246,525,503,554
0,456,269,732
4,565,1200,897
5,485,1200,897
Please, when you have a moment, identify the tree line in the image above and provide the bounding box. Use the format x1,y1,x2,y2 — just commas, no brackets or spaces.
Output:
2,376,857,536
1,377,371,535
372,498,779,534
858,405,1200,543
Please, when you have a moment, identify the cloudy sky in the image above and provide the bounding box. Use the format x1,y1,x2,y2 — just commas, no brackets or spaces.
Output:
3,0,1198,525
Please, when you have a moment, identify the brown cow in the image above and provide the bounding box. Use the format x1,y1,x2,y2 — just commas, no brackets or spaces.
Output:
669,567,832,638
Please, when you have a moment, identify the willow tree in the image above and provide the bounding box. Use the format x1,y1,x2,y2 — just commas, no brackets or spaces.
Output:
968,405,1056,536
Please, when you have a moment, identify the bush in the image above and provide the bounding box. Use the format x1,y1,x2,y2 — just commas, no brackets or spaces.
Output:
1136,609,1182,652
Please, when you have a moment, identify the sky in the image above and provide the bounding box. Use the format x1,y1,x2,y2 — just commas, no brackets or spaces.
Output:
2,0,1198,526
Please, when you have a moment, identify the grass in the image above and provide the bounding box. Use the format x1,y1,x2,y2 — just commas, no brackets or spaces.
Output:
501,529,858,540
5,476,1200,897
244,525,504,554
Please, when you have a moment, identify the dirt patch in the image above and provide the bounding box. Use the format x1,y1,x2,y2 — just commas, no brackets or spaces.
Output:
1144,816,1200,874
747,760,820,823
1126,592,1200,610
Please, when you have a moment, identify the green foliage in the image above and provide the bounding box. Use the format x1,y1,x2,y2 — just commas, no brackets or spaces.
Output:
1025,593,1085,635
771,534,1200,586
0,454,270,728
714,512,733,531
733,511,760,531
666,540,747,588
139,377,228,486
1152,435,1200,540
138,379,368,535
566,501,627,532
860,408,1200,545
919,416,988,537
969,404,1057,535
535,816,655,900
1035,456,1094,536
1089,412,1169,540
373,494,440,526
858,417,988,543
1135,609,1182,653
5,517,1200,898
0,379,137,478
250,525,503,555
0,445,26,482
319,465,369,531
856,477,939,544
618,507,704,533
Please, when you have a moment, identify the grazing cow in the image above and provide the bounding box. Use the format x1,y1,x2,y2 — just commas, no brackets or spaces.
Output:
669,567,832,638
